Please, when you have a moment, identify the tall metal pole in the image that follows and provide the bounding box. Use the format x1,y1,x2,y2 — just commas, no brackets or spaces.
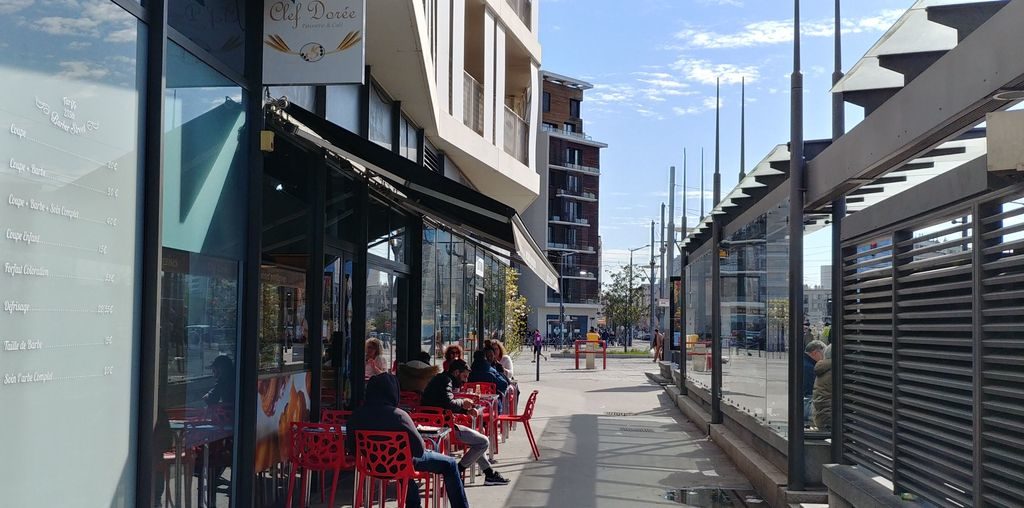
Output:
740,77,747,181
628,250,634,352
650,221,657,348
660,202,667,331
668,165,677,343
830,0,847,466
788,0,807,491
559,254,566,350
711,77,723,424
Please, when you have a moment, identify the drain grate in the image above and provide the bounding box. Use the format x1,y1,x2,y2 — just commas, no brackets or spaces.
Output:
619,426,655,433
604,411,636,417
665,488,763,506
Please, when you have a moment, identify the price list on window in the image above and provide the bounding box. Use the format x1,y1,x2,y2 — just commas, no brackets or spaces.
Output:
0,90,137,388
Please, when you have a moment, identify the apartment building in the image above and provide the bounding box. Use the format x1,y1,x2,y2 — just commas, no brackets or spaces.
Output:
521,71,608,341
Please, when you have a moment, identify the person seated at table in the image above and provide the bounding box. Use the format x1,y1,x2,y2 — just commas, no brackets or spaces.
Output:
442,344,463,371
421,360,511,486
470,349,509,394
481,339,507,377
347,373,471,508
398,351,441,394
469,349,510,414
365,338,389,380
490,341,514,380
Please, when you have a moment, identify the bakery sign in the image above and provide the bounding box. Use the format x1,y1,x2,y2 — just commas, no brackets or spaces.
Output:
263,0,366,85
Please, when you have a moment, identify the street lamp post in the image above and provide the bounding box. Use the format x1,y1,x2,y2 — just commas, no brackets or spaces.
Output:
627,245,650,352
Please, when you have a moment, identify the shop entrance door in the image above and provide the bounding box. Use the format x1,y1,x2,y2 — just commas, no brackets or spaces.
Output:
322,251,353,410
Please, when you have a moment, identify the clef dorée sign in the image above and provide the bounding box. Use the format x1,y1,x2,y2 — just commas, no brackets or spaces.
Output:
263,0,366,85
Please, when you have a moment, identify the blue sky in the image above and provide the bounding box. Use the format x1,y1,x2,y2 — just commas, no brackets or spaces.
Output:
538,0,914,286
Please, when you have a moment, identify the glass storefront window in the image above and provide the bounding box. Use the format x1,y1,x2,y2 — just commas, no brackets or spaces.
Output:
0,3,144,506
366,267,400,376
421,228,441,361
156,40,248,507
257,127,312,487
168,0,246,76
367,198,407,263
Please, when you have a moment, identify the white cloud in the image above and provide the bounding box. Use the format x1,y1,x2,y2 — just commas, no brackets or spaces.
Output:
675,10,904,49
588,83,637,105
106,27,135,42
670,58,759,85
57,60,109,79
0,0,33,14
32,0,133,40
67,40,91,49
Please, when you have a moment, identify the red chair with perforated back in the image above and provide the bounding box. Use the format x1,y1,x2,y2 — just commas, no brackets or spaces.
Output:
354,430,419,508
286,422,351,508
321,409,352,426
497,390,540,460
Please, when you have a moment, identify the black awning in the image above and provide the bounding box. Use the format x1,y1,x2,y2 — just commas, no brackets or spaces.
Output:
268,102,560,290
282,103,517,250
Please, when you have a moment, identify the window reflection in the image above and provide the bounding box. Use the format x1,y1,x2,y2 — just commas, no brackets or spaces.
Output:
156,41,247,508
167,0,246,76
366,267,400,376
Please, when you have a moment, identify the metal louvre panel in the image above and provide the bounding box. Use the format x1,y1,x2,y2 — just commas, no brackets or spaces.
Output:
842,236,895,477
893,214,974,507
979,192,1024,505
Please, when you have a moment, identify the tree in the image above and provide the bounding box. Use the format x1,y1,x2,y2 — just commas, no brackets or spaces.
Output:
503,266,529,356
601,264,649,338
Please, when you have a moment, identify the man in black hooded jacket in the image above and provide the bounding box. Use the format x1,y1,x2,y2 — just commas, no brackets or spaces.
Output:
348,373,470,508
421,359,510,486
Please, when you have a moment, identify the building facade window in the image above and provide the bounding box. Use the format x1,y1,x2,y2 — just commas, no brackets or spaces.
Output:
369,85,394,148
326,84,362,134
563,122,576,133
543,91,551,112
569,98,580,118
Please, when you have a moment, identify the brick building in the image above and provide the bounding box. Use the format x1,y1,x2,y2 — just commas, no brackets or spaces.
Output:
521,71,607,342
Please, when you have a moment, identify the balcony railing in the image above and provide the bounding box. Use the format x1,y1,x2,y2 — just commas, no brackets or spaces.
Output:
555,188,598,200
463,71,484,135
503,106,529,164
549,216,590,226
551,161,600,175
547,242,596,253
542,123,595,142
505,0,532,29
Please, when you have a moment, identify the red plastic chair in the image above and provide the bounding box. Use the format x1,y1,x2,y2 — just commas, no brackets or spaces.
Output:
399,390,422,407
321,409,352,426
461,382,496,395
353,430,422,508
286,422,351,508
497,390,540,460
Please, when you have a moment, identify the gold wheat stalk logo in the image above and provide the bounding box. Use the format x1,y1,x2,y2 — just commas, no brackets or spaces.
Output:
264,30,361,62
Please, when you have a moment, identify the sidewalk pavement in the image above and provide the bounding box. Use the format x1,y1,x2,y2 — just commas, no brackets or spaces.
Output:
463,356,750,508
314,356,751,507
